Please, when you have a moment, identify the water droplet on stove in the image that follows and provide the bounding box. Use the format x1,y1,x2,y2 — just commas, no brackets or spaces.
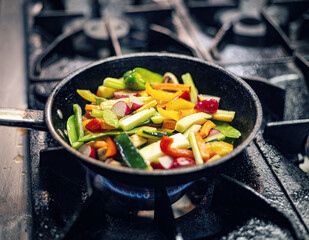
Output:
57,109,63,119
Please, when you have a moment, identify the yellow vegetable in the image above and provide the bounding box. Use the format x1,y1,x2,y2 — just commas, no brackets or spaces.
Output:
211,110,235,122
145,81,182,102
166,98,195,111
77,89,97,102
205,141,233,156
157,107,180,121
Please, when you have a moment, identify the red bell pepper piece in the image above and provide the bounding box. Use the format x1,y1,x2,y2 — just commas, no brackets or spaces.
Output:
85,118,103,133
160,136,194,159
194,98,218,114
170,157,195,169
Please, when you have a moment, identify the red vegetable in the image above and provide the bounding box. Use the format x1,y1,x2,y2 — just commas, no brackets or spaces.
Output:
85,118,103,133
111,101,131,117
170,157,195,169
160,136,194,159
79,144,96,158
194,98,218,114
150,155,174,169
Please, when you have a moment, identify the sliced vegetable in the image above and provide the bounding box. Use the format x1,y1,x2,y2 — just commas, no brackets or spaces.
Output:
200,120,216,138
103,77,126,89
204,132,226,143
134,67,163,85
119,107,156,131
151,114,165,124
198,94,220,103
79,144,96,158
151,155,174,169
213,121,241,138
85,118,104,133
157,107,180,121
160,136,194,159
73,104,84,139
145,81,182,102
162,119,177,130
100,98,130,110
91,109,103,118
105,137,117,157
124,72,146,90
181,73,198,104
187,132,203,165
170,157,195,169
77,89,97,102
175,112,212,133
111,101,131,117
114,90,138,99
152,83,191,92
129,134,148,148
165,98,195,111
98,85,117,98
66,115,78,145
95,97,107,105
205,141,233,156
130,95,145,111
194,99,219,114
137,130,174,140
114,133,148,169
102,110,119,128
86,140,107,150
194,132,216,162
211,110,235,122
182,124,201,138
139,133,189,162
133,100,157,114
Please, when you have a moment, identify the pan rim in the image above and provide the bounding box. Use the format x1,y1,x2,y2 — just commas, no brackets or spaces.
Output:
45,52,263,181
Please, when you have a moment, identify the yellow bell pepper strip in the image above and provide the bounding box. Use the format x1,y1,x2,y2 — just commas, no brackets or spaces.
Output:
200,120,216,138
178,109,199,119
98,85,118,98
77,89,97,102
181,73,198,104
158,91,190,110
166,98,195,111
152,83,191,92
145,81,182,102
160,136,194,159
211,110,236,122
194,132,216,162
157,106,180,121
205,141,234,156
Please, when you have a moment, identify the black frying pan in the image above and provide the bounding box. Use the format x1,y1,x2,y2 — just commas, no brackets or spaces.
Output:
0,53,262,187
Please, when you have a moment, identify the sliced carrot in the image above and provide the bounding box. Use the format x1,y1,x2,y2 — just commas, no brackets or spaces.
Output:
105,137,117,157
162,119,177,130
152,83,191,92
194,132,216,162
85,104,100,112
200,120,216,138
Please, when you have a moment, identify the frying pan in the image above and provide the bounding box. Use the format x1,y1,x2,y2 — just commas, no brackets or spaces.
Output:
0,53,262,187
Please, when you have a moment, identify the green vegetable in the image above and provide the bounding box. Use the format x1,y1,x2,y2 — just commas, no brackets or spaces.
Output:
119,107,156,131
91,109,103,118
188,132,203,165
151,114,165,124
103,77,126,89
66,115,78,145
95,97,107,105
204,132,226,142
137,130,174,139
213,121,241,138
114,133,148,169
72,141,84,150
181,73,198,104
134,67,163,85
73,104,84,139
102,110,119,128
124,72,146,90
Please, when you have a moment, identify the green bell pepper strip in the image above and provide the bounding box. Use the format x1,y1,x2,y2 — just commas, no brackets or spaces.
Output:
114,133,148,169
66,115,78,145
134,67,163,85
124,72,146,90
73,104,84,139
138,130,174,140
212,121,241,138
95,96,107,105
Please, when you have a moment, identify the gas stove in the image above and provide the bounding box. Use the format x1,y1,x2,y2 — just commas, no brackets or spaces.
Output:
12,0,309,239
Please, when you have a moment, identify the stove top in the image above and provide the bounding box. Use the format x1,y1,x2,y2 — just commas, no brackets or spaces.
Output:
21,0,309,239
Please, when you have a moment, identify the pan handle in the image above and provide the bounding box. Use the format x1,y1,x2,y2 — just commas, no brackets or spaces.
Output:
0,108,47,131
